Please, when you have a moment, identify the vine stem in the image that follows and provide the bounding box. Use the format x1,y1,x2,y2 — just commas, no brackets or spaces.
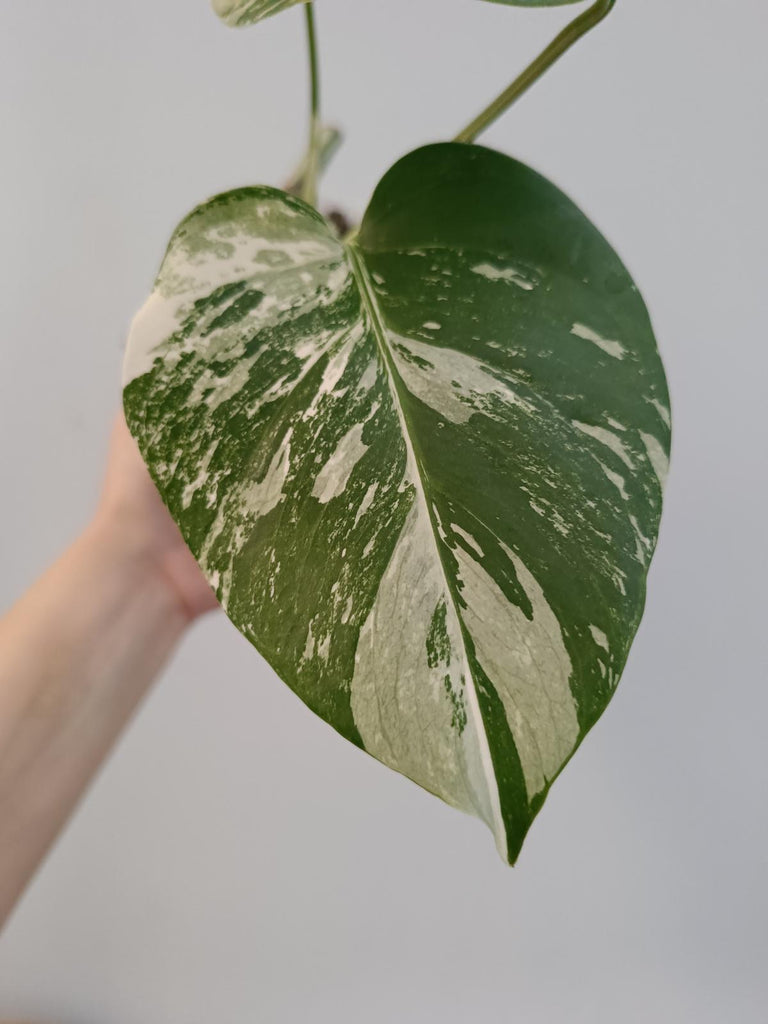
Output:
454,0,617,144
303,3,320,207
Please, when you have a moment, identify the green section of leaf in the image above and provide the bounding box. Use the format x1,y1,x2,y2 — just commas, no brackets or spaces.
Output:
212,0,582,28
123,142,669,863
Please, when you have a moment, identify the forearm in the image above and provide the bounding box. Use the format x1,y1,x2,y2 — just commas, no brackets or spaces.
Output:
0,515,189,928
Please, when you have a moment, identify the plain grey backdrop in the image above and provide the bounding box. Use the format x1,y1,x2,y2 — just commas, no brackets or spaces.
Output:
1,0,766,1021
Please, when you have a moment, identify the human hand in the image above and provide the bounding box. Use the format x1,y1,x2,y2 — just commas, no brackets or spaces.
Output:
0,413,219,927
95,413,219,623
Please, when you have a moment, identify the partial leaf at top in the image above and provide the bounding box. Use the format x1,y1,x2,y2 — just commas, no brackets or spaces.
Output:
211,0,298,27
123,143,670,863
212,0,583,28
488,0,584,6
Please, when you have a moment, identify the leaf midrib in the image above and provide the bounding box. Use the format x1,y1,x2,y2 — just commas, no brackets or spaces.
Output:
345,239,507,856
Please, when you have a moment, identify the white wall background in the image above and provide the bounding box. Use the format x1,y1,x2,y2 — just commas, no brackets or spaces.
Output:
1,1,766,1021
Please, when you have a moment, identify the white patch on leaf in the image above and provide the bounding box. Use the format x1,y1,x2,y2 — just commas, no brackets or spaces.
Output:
573,421,635,469
471,261,536,291
180,439,219,509
241,427,292,518
357,358,379,393
302,329,359,420
648,396,672,428
594,458,629,500
350,502,504,849
589,625,609,652
354,482,379,527
454,541,579,800
570,322,626,359
639,431,669,487
312,423,369,504
393,335,534,425
451,524,484,558
160,229,340,301
123,292,183,386
303,620,316,661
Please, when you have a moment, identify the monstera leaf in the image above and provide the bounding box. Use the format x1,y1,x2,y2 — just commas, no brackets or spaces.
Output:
123,143,669,863
212,0,582,28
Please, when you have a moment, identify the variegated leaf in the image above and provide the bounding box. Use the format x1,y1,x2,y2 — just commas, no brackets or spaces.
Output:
123,143,669,863
212,0,581,29
211,0,296,26
488,0,584,7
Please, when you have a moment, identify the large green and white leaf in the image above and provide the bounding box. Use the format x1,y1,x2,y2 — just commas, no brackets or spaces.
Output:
123,142,670,863
212,0,581,28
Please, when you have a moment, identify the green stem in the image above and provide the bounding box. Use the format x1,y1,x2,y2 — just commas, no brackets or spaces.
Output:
303,3,320,207
285,125,342,198
454,0,616,144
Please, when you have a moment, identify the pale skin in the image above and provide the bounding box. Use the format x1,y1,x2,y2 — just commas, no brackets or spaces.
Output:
0,414,218,932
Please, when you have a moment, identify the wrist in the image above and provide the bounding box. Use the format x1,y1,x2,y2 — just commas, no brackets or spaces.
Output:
93,415,220,625
83,511,195,632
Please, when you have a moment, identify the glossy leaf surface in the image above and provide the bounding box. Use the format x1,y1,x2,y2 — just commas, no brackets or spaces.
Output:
123,143,669,862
